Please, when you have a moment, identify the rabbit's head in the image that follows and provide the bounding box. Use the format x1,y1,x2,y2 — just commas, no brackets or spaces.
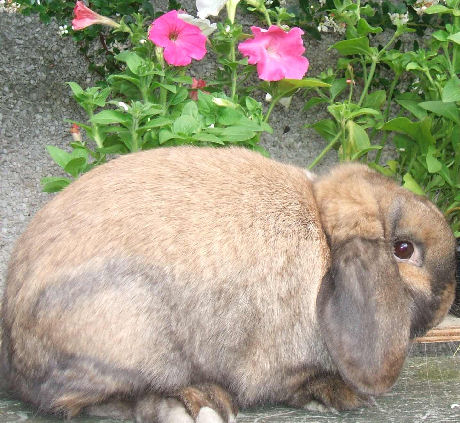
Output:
313,164,456,396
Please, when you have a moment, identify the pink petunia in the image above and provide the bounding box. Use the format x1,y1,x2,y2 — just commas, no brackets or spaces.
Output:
148,10,207,67
238,26,309,81
189,78,209,100
71,1,119,30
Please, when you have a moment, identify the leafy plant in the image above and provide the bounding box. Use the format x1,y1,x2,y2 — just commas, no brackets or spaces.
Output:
42,1,328,192
304,0,460,235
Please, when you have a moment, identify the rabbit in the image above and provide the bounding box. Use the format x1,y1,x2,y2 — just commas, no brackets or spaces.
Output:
0,146,456,423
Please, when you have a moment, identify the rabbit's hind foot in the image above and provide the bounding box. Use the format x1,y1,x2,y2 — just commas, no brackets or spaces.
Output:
287,373,372,412
134,384,237,423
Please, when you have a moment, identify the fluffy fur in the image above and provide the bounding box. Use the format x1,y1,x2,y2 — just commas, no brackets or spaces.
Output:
1,147,456,422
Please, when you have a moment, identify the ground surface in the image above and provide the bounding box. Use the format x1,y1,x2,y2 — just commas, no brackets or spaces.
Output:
1,350,459,422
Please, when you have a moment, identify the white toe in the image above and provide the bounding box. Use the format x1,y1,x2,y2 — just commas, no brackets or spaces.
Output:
303,400,337,414
157,398,194,423
196,406,225,423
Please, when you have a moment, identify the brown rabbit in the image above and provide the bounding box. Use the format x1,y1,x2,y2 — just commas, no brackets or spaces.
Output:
1,147,456,423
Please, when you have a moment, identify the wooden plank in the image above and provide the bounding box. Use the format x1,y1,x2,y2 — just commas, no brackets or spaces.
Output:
416,317,460,343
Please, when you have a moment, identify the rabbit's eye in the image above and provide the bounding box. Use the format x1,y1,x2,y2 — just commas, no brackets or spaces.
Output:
394,241,414,260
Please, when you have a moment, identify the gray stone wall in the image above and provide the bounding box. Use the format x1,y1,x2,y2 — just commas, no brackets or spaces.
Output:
0,4,342,287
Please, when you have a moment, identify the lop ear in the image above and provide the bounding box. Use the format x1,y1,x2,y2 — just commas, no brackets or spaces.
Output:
317,237,411,395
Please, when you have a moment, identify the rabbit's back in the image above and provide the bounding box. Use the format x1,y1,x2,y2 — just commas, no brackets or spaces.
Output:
2,147,330,410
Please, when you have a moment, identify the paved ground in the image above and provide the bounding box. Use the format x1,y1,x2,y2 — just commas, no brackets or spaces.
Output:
1,349,459,422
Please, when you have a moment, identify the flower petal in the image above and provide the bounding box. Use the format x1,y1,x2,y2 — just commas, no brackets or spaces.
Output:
164,45,192,66
238,25,309,81
196,0,228,19
148,10,207,65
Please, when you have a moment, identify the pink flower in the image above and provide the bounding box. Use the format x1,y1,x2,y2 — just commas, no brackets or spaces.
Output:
72,1,119,30
238,26,309,81
189,78,208,100
148,10,207,66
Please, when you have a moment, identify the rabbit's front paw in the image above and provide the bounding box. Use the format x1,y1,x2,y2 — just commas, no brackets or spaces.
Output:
287,374,372,412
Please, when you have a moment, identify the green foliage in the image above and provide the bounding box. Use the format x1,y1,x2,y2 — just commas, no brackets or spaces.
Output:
41,4,328,197
303,0,460,235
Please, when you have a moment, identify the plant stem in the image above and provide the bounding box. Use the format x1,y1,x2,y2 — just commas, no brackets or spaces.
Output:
262,6,272,26
230,41,237,100
374,73,400,164
358,59,376,106
308,132,341,169
88,109,104,148
264,95,281,122
442,44,456,78
131,117,139,152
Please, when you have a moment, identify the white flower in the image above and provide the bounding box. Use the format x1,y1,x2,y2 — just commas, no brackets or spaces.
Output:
118,102,129,111
58,24,69,36
319,0,326,6
388,12,409,26
178,12,217,36
196,0,229,19
265,93,272,102
139,39,146,44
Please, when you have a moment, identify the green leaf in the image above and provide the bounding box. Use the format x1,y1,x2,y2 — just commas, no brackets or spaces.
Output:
419,101,460,124
331,37,372,57
115,51,145,74
191,133,225,144
363,90,386,110
406,62,423,71
442,77,460,102
432,30,449,42
40,177,71,193
351,146,382,160
91,110,131,125
108,74,141,88
217,108,244,126
403,173,425,196
303,97,328,111
382,117,435,150
368,163,395,177
276,78,330,97
218,126,257,142
156,83,177,93
347,120,370,150
159,129,176,144
424,5,452,14
330,78,348,101
396,99,427,120
169,87,189,106
181,101,199,118
426,147,443,173
348,107,381,119
67,82,84,97
142,117,173,129
64,157,87,178
356,18,382,36
46,145,71,169
307,119,339,142
173,115,200,136
448,32,460,45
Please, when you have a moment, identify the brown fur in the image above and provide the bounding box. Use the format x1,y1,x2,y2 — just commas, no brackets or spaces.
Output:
1,147,456,422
